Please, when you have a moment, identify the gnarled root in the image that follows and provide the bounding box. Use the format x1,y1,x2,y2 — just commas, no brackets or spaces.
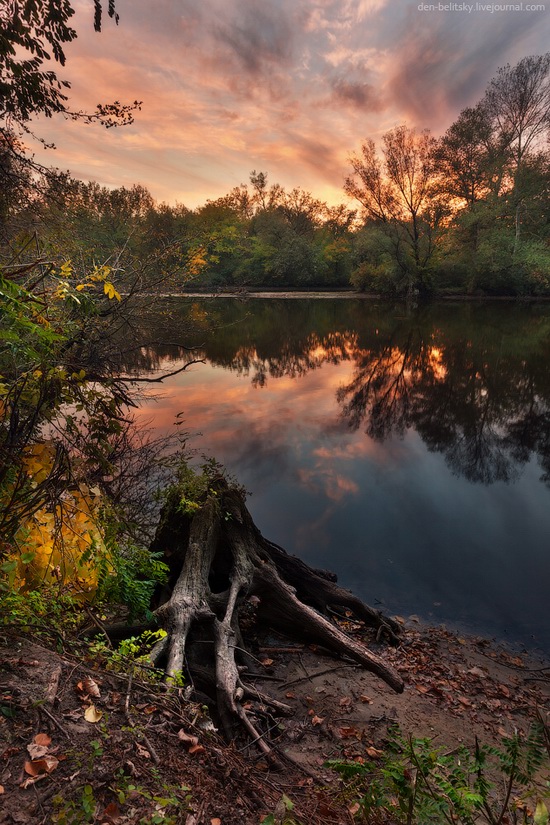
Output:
151,478,403,760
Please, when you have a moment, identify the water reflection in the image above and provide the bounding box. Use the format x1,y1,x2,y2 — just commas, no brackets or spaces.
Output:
122,298,550,651
125,299,550,488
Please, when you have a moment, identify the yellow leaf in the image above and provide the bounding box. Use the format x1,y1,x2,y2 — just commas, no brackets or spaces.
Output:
103,282,121,301
84,704,103,723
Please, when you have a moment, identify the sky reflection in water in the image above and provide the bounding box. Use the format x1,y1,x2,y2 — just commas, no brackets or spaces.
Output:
133,299,550,653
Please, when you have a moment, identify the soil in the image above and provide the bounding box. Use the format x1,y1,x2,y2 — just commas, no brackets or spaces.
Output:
1,618,549,825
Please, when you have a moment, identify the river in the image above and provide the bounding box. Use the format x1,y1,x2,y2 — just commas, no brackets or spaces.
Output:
128,297,550,653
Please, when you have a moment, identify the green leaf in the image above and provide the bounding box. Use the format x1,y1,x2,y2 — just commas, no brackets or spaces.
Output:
282,794,295,811
21,551,36,564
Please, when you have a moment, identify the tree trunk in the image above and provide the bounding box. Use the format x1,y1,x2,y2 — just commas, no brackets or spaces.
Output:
150,478,404,759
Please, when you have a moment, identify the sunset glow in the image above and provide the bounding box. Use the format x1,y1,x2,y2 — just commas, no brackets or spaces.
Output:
28,0,549,207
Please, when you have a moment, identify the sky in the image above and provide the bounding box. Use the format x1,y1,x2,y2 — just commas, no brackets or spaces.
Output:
30,0,550,209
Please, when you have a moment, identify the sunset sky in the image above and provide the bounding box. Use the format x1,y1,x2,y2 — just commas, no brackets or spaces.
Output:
31,0,550,208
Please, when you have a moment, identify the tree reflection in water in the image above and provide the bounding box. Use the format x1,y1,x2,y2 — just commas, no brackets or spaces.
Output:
121,298,550,489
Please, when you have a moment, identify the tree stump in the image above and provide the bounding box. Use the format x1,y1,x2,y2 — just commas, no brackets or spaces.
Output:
150,475,404,758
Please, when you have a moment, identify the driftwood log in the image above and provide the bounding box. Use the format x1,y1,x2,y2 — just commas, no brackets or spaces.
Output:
149,477,403,757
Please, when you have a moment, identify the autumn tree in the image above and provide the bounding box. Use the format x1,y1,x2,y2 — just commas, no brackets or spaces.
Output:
345,126,445,295
484,53,550,248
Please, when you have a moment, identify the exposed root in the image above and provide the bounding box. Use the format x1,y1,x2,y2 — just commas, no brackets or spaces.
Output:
151,477,404,759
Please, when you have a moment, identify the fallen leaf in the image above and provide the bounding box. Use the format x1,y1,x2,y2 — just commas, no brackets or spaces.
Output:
82,676,101,698
467,667,487,678
211,819,222,825
457,696,472,707
178,730,199,750
84,704,103,723
27,743,49,760
24,755,59,776
285,692,296,699
101,801,121,823
188,744,206,755
359,695,373,704
349,802,360,815
499,684,511,698
135,742,150,759
366,746,384,758
311,715,324,726
34,733,52,747
339,696,352,707
260,658,274,667
415,685,430,694
339,726,359,738
0,785,4,794
20,774,48,789
393,615,406,625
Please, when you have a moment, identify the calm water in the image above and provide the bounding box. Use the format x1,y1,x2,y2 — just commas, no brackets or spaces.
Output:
130,298,550,653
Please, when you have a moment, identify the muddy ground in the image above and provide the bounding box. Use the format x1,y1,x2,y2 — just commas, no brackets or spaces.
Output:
1,618,549,825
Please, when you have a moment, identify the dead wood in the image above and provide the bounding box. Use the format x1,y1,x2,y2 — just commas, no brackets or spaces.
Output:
150,476,404,760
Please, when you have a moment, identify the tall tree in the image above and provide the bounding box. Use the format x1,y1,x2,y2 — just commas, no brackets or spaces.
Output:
484,53,550,248
345,126,444,295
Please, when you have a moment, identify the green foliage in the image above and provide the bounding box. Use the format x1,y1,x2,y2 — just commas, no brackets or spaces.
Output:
0,585,82,641
95,537,168,620
88,628,178,685
327,722,550,825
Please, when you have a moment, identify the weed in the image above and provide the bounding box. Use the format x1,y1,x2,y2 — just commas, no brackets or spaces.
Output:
326,721,550,824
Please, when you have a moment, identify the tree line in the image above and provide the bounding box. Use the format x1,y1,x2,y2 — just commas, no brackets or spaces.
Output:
1,58,549,298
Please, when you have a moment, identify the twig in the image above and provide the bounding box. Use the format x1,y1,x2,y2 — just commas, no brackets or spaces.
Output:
124,670,160,765
83,606,113,649
44,664,62,706
38,705,73,743
282,664,360,688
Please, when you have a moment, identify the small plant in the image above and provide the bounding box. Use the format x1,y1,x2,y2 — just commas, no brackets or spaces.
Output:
261,794,303,825
88,628,185,685
110,768,191,825
52,784,97,824
326,721,550,825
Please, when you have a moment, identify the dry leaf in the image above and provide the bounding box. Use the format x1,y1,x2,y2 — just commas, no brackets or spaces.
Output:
24,755,59,776
457,696,472,707
339,726,358,738
366,746,383,758
101,801,121,823
311,715,324,726
349,802,360,815
467,667,487,679
339,696,352,707
82,676,101,698
260,658,274,667
211,819,222,825
285,692,296,699
27,743,50,760
20,774,48,789
499,684,511,698
135,742,150,759
34,733,52,747
0,785,4,794
415,685,430,694
394,615,405,625
188,744,206,755
359,695,373,704
84,704,103,723
178,730,199,750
